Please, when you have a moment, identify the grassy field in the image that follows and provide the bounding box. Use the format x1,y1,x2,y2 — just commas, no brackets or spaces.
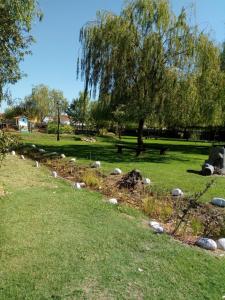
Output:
1,154,225,299
20,132,225,202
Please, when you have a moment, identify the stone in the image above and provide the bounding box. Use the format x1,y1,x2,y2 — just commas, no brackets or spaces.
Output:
172,188,184,197
112,168,122,175
21,155,25,160
39,149,46,153
149,220,164,234
11,151,16,156
74,182,81,189
211,197,225,207
52,171,57,178
217,238,225,251
35,161,39,168
108,198,118,205
70,158,76,162
196,238,217,251
61,154,66,158
91,161,101,168
143,178,151,185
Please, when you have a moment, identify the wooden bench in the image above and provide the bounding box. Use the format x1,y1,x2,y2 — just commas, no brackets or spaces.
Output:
116,144,145,156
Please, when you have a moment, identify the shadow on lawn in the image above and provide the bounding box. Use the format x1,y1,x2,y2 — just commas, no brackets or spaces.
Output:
29,139,209,164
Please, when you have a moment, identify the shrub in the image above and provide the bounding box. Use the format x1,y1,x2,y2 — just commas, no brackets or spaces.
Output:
47,122,73,134
81,169,102,188
142,196,173,222
0,131,21,165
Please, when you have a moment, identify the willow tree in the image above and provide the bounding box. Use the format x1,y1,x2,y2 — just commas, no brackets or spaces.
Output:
78,0,198,147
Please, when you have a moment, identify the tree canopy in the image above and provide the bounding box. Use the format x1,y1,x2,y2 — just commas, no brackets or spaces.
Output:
0,0,42,102
78,0,225,144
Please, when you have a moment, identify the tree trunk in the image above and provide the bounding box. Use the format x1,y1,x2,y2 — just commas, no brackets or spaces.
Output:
57,104,60,141
137,119,144,148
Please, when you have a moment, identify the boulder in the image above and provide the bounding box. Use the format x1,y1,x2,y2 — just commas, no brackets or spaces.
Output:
202,164,214,176
143,178,151,185
91,161,101,168
211,197,225,207
217,238,225,251
52,171,57,178
149,220,164,234
61,154,66,158
112,168,122,175
11,151,16,156
108,198,118,205
172,188,184,197
196,238,217,251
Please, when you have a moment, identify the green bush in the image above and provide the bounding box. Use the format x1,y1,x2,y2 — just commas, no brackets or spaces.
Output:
47,122,73,134
0,131,21,165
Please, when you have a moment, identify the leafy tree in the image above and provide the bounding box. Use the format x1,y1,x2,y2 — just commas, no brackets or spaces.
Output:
50,89,68,140
220,41,225,71
67,92,90,132
0,0,42,102
78,0,198,147
27,84,52,122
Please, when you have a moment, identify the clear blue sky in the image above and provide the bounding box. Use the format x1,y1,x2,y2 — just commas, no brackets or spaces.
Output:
2,0,225,112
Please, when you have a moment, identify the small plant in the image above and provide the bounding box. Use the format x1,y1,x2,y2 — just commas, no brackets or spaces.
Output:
189,216,204,236
142,196,173,222
81,169,102,188
172,180,225,237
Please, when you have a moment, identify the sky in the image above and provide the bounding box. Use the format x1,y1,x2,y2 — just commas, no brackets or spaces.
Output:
2,0,225,112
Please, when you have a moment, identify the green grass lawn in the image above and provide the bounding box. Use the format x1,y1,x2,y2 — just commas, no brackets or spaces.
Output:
21,132,225,202
1,154,225,299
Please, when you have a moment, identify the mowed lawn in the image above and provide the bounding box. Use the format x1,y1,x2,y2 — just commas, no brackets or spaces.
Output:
1,155,225,300
21,132,225,202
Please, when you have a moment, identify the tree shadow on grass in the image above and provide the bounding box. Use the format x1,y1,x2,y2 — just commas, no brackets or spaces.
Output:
29,142,198,165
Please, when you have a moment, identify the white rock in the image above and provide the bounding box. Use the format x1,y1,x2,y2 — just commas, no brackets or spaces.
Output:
108,198,118,205
196,238,217,251
52,171,57,178
31,144,36,148
211,197,225,207
74,182,81,189
172,188,184,197
143,178,151,185
217,238,225,251
112,168,122,175
70,158,76,162
21,155,25,160
39,149,46,153
91,161,101,168
149,220,164,233
61,154,66,158
11,151,16,156
35,161,39,168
